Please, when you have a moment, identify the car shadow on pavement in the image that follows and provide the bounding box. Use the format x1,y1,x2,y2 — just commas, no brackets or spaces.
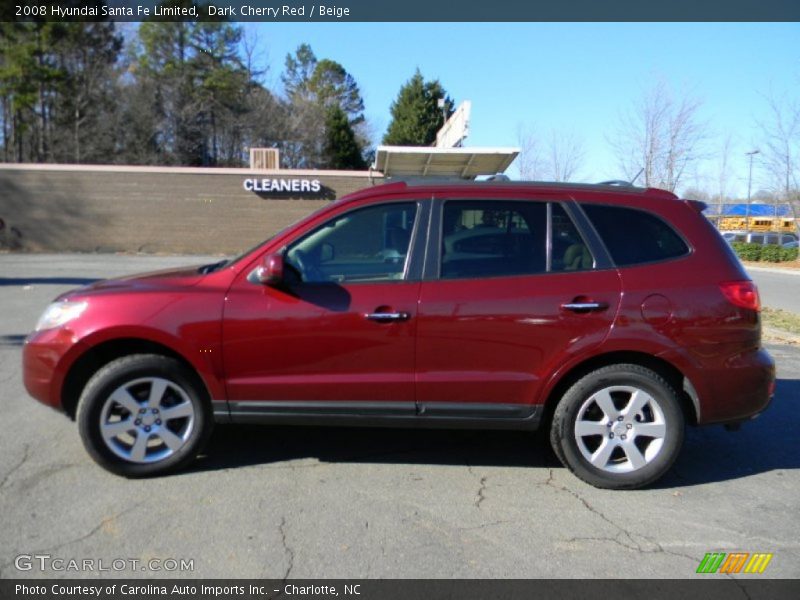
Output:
0,277,100,286
192,379,798,488
197,425,559,473
657,377,799,488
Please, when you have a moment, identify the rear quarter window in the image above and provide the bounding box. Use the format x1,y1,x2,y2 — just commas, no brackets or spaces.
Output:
581,204,689,266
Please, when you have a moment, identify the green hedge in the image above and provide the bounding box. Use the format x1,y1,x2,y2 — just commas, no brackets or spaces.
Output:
731,242,799,262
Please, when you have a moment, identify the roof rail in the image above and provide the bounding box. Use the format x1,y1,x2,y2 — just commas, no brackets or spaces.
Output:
361,178,678,200
596,179,633,187
386,176,464,184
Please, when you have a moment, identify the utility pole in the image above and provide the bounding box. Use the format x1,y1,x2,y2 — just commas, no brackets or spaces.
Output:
745,149,760,230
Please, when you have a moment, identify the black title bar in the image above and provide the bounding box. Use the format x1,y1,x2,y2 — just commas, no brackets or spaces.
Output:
4,0,800,22
3,580,800,600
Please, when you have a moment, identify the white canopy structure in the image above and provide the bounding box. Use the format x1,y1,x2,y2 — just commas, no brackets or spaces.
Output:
373,145,519,180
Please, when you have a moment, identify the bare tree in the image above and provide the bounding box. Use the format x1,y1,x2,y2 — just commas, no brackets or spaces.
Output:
610,80,707,191
517,125,585,182
693,133,736,227
516,124,544,180
281,95,326,168
715,134,733,205
240,25,269,85
547,130,585,182
757,90,800,201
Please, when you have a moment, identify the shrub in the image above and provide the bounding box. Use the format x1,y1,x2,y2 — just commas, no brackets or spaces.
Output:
731,242,761,261
779,246,799,261
760,244,781,262
731,242,799,263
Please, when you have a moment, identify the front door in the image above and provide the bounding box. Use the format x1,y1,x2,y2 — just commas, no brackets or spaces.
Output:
222,201,423,412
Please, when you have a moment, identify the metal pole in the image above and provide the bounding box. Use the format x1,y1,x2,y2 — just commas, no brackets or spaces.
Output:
746,150,759,230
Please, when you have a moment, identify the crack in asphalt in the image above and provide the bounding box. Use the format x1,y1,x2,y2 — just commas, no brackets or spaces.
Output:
466,465,489,509
0,444,30,492
544,469,700,564
279,517,295,581
458,520,515,531
362,520,374,579
474,476,488,509
0,503,142,575
365,526,388,580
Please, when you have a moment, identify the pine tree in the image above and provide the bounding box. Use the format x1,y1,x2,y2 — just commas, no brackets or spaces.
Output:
0,21,122,163
323,105,366,170
383,69,453,146
281,44,368,168
135,21,249,165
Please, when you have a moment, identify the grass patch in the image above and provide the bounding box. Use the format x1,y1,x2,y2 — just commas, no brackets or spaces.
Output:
763,307,800,336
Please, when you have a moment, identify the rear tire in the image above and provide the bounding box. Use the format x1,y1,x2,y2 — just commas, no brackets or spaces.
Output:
550,364,684,490
77,354,213,477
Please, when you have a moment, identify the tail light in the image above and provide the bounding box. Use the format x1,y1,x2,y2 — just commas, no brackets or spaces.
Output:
719,280,760,311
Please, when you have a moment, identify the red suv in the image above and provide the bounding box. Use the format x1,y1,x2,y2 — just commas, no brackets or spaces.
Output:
23,181,775,489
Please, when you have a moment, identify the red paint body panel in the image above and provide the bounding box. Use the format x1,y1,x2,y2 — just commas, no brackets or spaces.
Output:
24,266,231,406
222,280,420,402
416,270,621,405
22,181,774,428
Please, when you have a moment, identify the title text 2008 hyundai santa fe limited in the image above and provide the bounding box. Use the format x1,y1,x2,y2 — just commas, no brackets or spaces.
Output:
23,181,775,489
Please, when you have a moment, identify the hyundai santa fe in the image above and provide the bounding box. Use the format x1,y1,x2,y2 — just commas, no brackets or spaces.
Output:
23,181,775,489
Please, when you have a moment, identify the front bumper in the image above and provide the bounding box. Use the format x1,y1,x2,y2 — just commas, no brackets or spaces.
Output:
22,328,85,412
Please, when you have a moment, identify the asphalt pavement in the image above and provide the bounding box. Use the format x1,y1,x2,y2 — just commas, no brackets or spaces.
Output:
748,266,800,314
0,254,798,579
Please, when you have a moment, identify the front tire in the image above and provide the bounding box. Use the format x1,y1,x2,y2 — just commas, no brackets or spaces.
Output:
550,364,684,490
77,354,213,477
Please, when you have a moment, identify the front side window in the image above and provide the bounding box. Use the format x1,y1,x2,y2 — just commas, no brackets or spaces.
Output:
441,201,547,279
285,203,417,283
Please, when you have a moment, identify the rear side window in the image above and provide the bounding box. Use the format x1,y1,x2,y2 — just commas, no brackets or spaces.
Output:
581,204,689,266
441,201,547,278
551,203,594,272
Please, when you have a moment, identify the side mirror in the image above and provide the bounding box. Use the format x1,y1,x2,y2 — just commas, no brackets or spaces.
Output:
255,253,284,286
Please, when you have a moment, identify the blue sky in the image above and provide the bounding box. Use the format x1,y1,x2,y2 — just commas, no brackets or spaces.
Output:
244,22,799,197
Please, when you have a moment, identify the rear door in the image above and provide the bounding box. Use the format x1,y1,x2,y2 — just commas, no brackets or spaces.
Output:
414,195,622,418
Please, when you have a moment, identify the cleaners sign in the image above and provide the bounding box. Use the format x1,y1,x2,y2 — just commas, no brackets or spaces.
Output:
243,178,322,194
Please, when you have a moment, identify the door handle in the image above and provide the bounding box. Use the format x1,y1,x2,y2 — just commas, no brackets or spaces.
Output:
561,301,609,313
365,311,410,322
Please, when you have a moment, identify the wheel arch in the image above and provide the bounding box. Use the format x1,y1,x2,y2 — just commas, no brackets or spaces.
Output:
61,338,214,419
539,351,699,431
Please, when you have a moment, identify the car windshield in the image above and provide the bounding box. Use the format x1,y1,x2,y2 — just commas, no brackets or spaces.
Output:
202,212,320,273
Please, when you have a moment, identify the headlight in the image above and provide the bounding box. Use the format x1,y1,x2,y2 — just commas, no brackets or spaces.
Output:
35,301,88,331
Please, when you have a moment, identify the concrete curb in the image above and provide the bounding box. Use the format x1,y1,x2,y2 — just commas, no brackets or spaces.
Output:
763,326,800,346
744,264,800,277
